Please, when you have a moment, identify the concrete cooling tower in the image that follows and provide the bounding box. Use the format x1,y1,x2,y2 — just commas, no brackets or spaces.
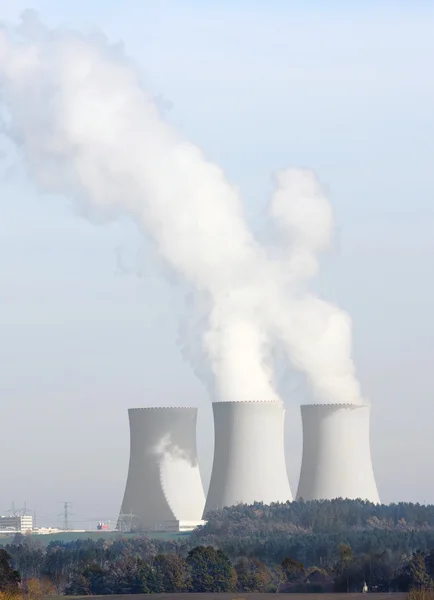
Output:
296,403,380,503
204,400,292,515
119,407,206,532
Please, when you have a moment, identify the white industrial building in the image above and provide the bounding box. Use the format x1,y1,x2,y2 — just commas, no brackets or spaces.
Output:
296,403,380,503
118,407,205,532
204,400,292,514
0,515,33,533
146,520,205,532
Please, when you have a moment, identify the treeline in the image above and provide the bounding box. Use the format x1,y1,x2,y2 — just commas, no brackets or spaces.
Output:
3,500,434,594
4,537,434,595
193,500,434,566
200,499,434,537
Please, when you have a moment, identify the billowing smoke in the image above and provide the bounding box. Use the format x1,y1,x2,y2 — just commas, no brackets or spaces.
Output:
0,13,364,405
267,169,363,404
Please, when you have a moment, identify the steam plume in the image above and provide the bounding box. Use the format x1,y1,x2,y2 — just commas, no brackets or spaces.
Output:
267,169,363,404
0,14,364,405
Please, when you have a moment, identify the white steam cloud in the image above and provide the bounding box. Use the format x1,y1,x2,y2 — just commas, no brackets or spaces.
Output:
0,13,364,405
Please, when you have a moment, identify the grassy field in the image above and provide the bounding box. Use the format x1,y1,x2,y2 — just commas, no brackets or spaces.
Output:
0,530,191,546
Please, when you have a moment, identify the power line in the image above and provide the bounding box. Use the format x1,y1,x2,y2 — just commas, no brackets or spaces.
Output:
19,501,32,516
5,501,33,517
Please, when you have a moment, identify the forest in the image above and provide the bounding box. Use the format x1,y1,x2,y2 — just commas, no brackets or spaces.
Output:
2,500,434,595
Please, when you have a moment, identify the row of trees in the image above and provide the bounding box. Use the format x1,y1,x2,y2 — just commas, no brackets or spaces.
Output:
66,546,237,595
3,500,434,594
4,537,434,595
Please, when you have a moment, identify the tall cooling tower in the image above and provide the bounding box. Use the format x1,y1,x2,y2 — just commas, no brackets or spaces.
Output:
119,407,205,531
296,403,380,503
204,400,292,515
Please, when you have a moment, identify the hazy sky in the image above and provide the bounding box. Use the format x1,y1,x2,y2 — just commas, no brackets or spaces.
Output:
0,1,433,528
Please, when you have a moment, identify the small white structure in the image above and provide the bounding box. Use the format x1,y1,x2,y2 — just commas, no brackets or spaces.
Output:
34,528,62,535
296,403,380,503
151,520,206,532
119,407,205,532
204,400,292,515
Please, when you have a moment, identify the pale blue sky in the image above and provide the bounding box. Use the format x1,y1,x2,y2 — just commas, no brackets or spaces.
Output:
0,1,433,527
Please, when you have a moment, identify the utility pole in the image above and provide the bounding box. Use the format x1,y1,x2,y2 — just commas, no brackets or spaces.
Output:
19,502,32,516
6,502,17,517
59,502,73,531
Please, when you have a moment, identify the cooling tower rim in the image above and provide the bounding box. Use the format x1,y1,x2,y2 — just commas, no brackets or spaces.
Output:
128,406,198,412
300,402,371,410
212,399,283,406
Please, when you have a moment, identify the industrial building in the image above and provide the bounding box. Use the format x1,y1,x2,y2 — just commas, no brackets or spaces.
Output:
0,515,33,533
203,400,292,514
296,403,380,503
118,407,205,532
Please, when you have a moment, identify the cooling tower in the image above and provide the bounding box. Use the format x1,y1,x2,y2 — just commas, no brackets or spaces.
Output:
119,407,205,531
296,403,380,503
203,400,292,515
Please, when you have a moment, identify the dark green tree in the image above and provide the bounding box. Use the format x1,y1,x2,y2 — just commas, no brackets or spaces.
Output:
65,572,91,596
186,545,236,592
235,557,271,591
109,558,146,594
334,544,354,592
0,549,21,592
426,549,434,580
281,556,305,583
393,553,432,592
81,564,110,595
154,553,187,592
366,550,395,591
409,553,432,590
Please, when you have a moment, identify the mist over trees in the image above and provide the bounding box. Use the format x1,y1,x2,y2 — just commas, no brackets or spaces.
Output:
4,500,434,594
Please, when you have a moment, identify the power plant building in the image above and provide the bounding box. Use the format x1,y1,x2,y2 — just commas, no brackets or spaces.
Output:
204,400,292,514
0,515,33,533
296,403,380,503
119,407,205,532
